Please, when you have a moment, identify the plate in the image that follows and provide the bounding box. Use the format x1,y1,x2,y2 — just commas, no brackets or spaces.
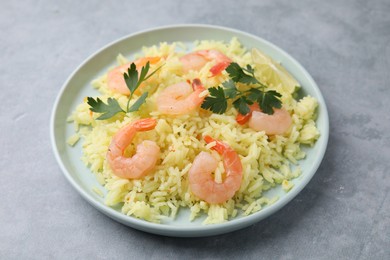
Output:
50,24,329,237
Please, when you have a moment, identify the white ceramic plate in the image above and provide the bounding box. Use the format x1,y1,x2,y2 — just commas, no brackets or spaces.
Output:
50,24,329,237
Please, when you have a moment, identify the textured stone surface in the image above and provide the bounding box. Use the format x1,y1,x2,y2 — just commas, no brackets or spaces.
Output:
1,0,389,259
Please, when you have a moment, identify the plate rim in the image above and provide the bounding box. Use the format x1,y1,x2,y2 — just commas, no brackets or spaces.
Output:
50,23,329,237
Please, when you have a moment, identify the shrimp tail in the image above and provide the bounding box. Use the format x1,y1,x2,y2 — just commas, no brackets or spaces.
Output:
236,111,252,125
203,135,215,145
135,56,161,67
203,135,229,155
133,118,157,131
235,103,258,125
209,61,231,77
191,78,205,91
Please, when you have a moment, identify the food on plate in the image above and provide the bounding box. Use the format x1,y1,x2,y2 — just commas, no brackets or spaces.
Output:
106,118,160,179
156,79,206,115
189,135,243,204
180,49,231,76
107,56,162,95
67,38,320,224
236,103,292,135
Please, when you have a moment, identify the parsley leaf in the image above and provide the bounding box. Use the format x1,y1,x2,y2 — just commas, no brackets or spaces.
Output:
222,80,238,99
87,97,124,120
233,96,251,115
128,92,148,112
124,63,139,94
249,89,282,114
137,62,149,85
225,62,259,85
243,64,255,74
247,88,262,102
87,61,162,120
201,86,228,114
201,62,283,116
124,61,163,112
258,90,282,114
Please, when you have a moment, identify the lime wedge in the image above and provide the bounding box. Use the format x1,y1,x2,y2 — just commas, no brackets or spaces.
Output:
251,48,299,94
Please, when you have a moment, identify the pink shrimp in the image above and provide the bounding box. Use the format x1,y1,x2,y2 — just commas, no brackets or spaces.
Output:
188,136,243,204
107,56,161,95
236,103,292,135
180,50,231,76
156,78,206,115
106,118,160,179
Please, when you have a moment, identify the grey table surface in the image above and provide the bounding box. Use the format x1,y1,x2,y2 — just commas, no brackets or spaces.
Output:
1,0,389,259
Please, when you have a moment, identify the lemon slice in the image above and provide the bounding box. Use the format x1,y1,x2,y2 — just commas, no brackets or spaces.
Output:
251,48,300,94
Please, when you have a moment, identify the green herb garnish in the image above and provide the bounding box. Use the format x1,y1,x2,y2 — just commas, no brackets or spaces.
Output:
87,97,124,120
201,62,282,115
87,61,162,120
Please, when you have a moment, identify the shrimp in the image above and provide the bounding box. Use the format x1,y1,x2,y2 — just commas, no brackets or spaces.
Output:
236,103,292,135
107,56,161,95
156,78,206,115
180,50,231,76
188,135,243,204
106,118,160,179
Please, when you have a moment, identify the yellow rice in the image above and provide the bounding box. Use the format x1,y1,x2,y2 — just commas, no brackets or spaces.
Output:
67,38,319,224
